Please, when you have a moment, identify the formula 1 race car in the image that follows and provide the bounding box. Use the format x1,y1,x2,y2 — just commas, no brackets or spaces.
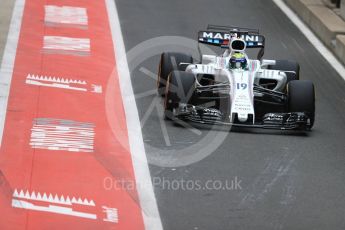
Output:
157,25,315,131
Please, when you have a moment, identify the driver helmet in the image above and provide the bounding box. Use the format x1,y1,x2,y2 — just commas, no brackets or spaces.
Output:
229,52,247,69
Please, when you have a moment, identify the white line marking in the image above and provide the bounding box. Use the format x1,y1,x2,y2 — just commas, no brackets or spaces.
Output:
102,206,119,223
12,199,97,219
273,0,345,81
26,79,87,91
0,0,25,146
13,189,96,206
105,0,163,230
13,188,120,223
25,74,102,93
42,36,90,56
45,5,88,29
30,118,95,152
27,74,87,85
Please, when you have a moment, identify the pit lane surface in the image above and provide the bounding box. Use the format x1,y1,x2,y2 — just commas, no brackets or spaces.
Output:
115,0,345,229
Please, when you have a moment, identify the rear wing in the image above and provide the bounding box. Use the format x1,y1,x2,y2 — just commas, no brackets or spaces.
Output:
198,25,266,59
198,31,265,48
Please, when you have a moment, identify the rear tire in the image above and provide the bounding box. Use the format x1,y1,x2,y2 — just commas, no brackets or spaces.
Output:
157,52,193,96
268,60,300,83
287,80,315,128
164,71,195,120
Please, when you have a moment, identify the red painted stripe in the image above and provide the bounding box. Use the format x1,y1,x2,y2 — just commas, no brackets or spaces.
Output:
0,0,145,229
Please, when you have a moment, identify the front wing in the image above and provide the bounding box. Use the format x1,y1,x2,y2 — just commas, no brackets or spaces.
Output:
171,105,312,131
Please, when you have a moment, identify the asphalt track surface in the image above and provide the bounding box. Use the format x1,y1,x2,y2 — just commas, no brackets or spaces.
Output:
116,0,345,229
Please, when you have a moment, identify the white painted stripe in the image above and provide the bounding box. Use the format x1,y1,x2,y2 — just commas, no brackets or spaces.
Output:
30,121,95,152
45,5,88,27
13,189,95,206
12,199,97,219
105,0,163,230
27,74,87,85
43,36,90,53
0,0,25,146
273,0,345,81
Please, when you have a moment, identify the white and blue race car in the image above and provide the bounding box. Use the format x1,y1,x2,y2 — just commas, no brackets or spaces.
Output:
157,25,315,131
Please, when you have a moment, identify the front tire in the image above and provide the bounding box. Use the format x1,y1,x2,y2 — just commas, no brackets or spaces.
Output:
164,71,196,120
287,80,315,128
157,52,193,96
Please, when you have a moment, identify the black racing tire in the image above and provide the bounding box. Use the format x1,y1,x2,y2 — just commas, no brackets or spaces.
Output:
287,80,315,128
164,71,195,120
157,52,193,96
268,60,300,83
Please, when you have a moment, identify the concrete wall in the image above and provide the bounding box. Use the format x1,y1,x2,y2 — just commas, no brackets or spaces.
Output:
286,0,345,65
335,35,345,65
341,0,345,20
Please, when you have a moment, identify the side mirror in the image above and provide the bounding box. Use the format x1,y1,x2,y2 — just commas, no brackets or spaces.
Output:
261,59,276,68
